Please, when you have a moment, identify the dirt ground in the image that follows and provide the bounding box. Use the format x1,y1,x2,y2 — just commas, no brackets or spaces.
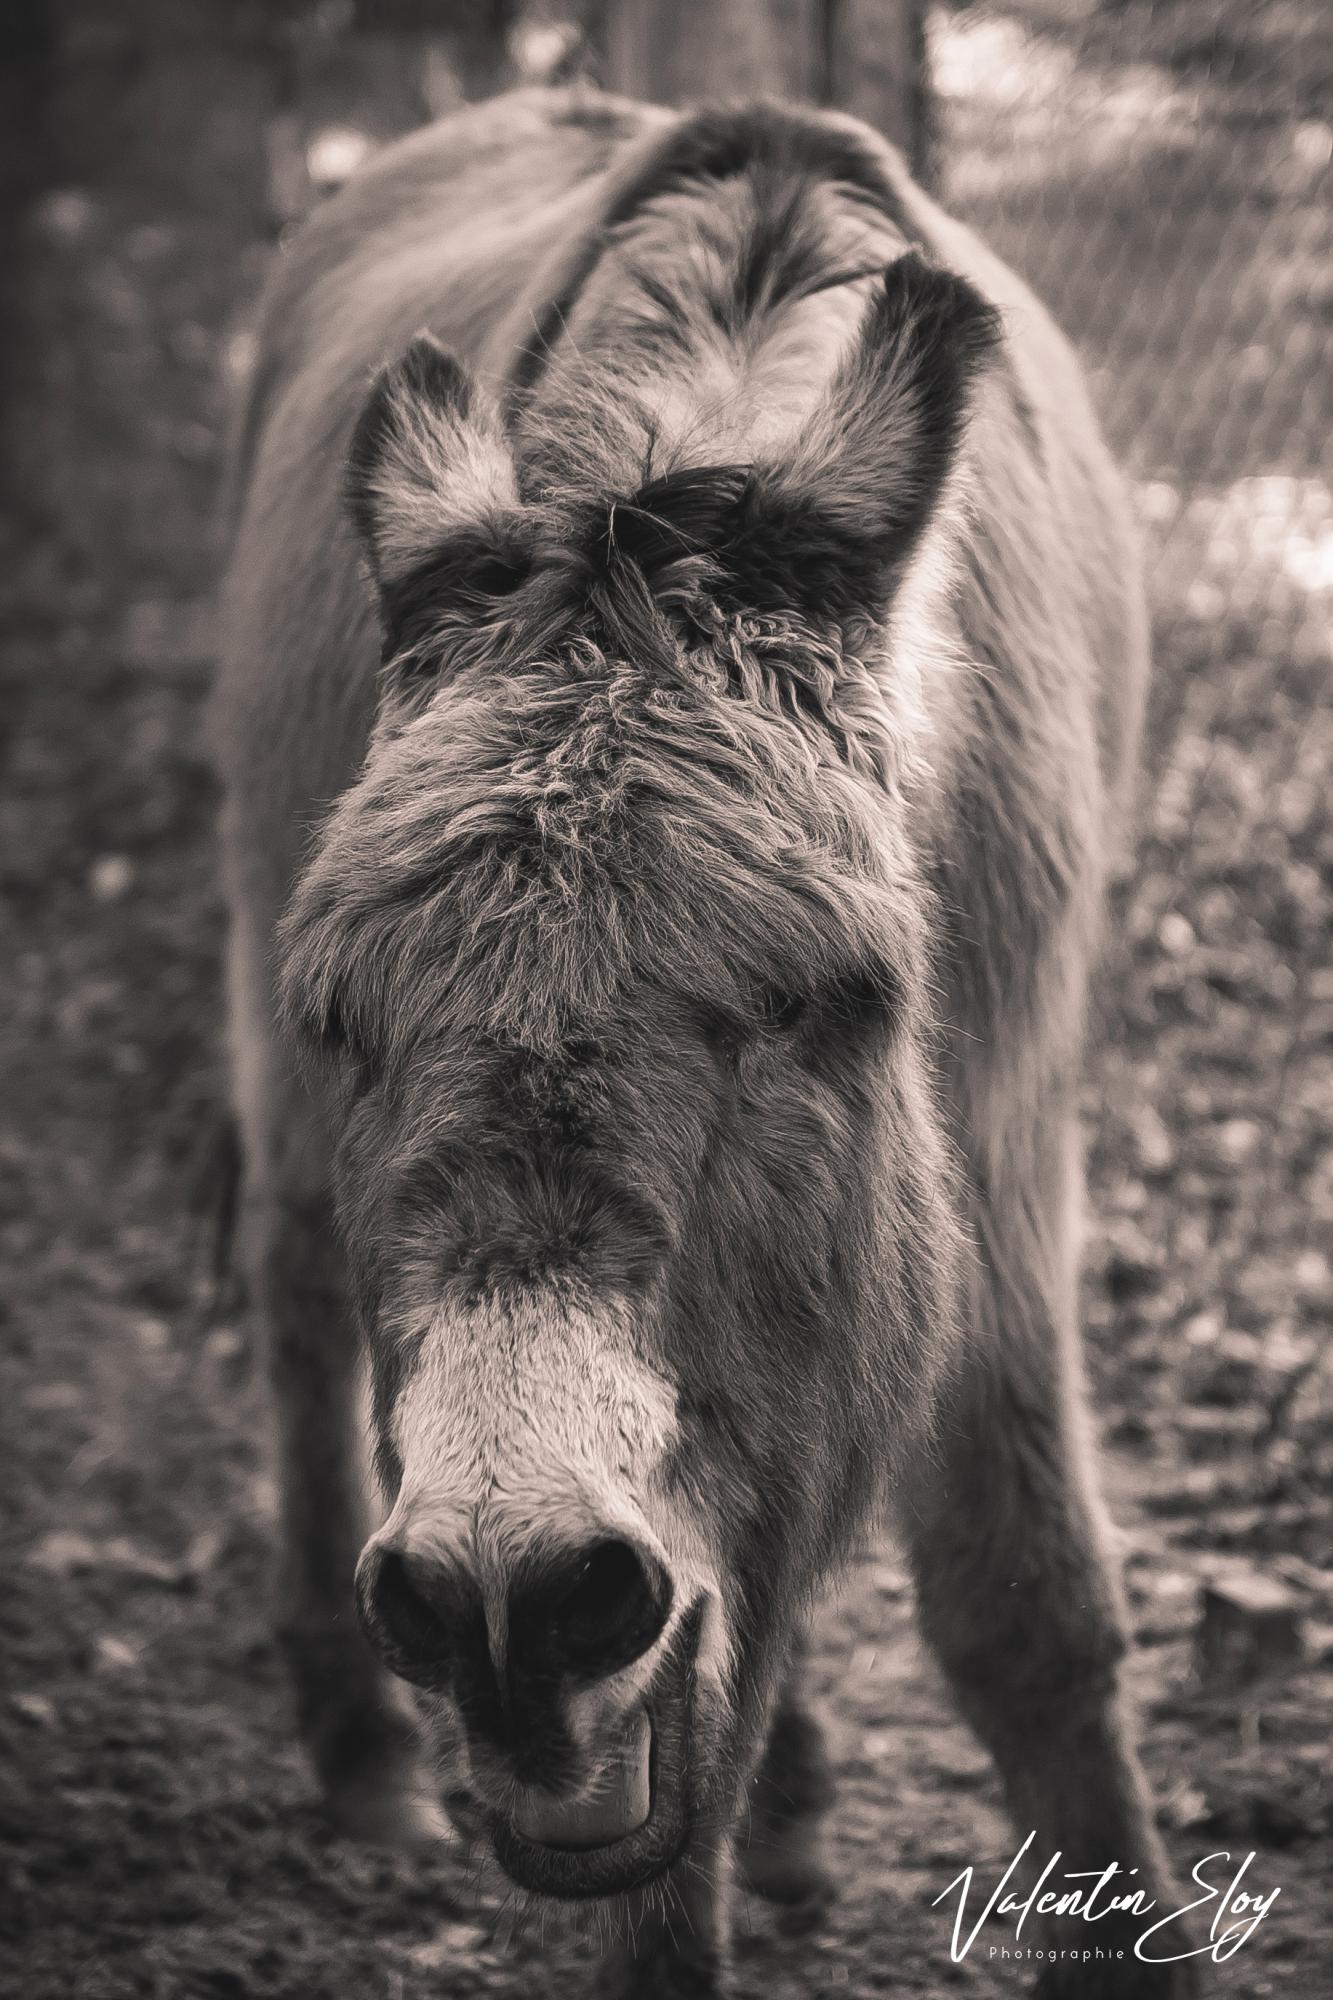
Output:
2,6,1330,1997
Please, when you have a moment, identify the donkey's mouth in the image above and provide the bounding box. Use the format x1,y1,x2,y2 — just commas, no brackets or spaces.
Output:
488,1610,698,1899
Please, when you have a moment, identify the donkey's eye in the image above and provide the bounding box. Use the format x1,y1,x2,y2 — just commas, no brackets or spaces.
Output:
468,552,527,598
307,989,378,1082
380,536,530,662
756,965,900,1045
824,963,901,1035
758,989,809,1034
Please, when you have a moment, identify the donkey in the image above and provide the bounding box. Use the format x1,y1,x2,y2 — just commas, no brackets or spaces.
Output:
215,89,1195,1997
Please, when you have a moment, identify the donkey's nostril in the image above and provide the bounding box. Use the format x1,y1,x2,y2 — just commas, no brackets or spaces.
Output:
356,1544,459,1686
540,1537,673,1683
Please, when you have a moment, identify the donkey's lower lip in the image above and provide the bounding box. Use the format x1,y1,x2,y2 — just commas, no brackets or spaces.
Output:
488,1610,698,1899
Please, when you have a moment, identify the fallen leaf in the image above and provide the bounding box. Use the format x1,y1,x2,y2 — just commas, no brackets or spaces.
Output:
89,855,134,902
11,1693,58,1728
93,1634,142,1672
1158,1781,1211,1830
28,1530,101,1574
27,1529,197,1588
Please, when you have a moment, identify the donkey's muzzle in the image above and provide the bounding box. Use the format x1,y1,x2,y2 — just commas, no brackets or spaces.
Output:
357,1523,704,1894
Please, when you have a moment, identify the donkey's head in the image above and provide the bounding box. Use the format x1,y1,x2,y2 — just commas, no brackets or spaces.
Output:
279,252,998,1898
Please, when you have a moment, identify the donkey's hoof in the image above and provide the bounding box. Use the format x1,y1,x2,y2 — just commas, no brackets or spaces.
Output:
596,1946,727,1999
314,1715,447,1851
735,1813,837,1929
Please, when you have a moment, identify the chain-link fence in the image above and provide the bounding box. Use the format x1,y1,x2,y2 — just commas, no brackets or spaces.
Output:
932,0,1331,1529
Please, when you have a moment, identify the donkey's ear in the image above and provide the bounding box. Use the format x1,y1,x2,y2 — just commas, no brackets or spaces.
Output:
346,333,518,586
764,253,1002,618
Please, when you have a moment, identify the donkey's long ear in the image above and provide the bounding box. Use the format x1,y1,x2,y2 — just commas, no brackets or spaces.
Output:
759,252,1002,621
346,333,518,587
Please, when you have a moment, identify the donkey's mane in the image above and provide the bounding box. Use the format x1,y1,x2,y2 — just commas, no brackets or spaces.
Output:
503,99,917,414
509,106,916,507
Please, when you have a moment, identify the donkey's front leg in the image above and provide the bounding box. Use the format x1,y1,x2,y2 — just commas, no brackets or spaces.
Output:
596,1836,733,1998
239,1038,438,1848
734,1638,837,1928
259,1170,438,1844
901,1105,1199,1999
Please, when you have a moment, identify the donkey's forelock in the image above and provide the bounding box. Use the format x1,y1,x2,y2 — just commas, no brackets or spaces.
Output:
280,637,930,1072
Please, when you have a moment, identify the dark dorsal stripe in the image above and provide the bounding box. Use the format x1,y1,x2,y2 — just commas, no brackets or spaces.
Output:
501,99,919,418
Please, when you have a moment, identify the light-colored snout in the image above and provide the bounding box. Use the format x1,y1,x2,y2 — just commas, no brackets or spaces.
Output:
358,1289,727,1846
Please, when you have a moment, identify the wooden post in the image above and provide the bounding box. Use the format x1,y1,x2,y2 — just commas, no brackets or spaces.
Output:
350,0,518,101
595,0,931,181
819,0,932,181
598,0,815,104
0,0,58,400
